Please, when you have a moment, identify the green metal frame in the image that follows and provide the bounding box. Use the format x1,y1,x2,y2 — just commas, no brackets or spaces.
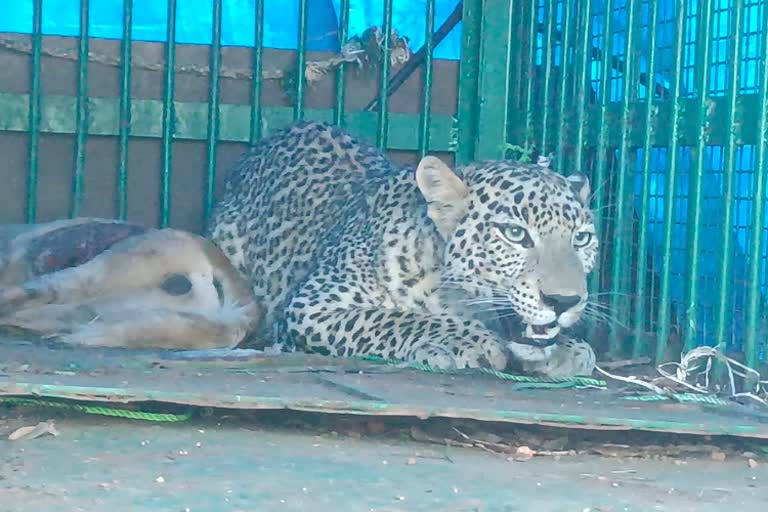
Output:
491,0,768,366
2,0,768,367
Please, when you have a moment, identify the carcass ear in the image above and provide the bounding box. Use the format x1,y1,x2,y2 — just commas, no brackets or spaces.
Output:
416,156,469,237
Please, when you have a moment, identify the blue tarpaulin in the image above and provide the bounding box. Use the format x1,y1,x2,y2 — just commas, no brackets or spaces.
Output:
0,0,464,59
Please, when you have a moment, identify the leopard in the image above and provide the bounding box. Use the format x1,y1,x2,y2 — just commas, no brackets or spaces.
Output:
207,121,599,378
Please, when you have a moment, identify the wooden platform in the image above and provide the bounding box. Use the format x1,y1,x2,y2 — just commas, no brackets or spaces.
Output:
2,338,768,439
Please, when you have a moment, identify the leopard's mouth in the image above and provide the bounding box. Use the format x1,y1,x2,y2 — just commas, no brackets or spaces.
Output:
524,321,560,340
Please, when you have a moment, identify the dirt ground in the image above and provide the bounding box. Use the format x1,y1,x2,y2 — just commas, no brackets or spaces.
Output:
1,409,766,512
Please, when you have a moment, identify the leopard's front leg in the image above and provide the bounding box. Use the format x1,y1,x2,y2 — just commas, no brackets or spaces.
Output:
505,337,596,378
285,302,508,370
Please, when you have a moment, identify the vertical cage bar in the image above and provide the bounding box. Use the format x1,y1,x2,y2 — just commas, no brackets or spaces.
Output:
522,0,540,152
294,0,310,121
632,0,661,356
683,0,715,352
714,0,744,350
656,0,689,363
455,0,482,164
204,0,223,224
589,0,614,296
159,0,177,228
26,0,43,223
376,0,394,148
744,2,768,368
555,0,575,170
333,0,350,126
117,0,133,221
71,0,90,218
250,0,264,142
539,0,558,156
473,0,515,159
417,0,436,157
573,0,594,176
507,0,527,133
609,0,639,354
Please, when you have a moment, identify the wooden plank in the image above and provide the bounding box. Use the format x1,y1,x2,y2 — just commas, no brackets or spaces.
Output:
2,341,768,439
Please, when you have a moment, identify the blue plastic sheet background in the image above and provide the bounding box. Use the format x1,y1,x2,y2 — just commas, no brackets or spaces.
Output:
0,0,464,59
2,0,766,350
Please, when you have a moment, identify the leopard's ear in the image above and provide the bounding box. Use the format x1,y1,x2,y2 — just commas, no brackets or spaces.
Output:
416,156,469,238
566,173,591,206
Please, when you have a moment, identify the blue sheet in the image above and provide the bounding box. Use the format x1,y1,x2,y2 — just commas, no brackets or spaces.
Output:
1,0,463,59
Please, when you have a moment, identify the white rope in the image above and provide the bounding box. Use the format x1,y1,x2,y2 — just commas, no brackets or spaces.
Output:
656,345,768,407
598,345,768,408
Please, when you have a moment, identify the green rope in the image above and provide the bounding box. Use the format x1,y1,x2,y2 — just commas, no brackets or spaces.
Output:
0,397,193,422
507,381,595,391
354,355,608,388
359,353,734,404
622,393,731,406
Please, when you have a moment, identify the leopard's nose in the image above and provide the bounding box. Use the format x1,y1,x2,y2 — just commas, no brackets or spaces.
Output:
541,293,581,316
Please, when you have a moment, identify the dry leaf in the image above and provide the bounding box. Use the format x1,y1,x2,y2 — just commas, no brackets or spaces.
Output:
8,420,59,441
513,446,536,461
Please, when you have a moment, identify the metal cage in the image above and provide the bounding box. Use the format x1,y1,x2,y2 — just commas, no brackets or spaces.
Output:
1,0,767,368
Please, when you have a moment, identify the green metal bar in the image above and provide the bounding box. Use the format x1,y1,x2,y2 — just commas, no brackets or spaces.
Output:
71,0,90,218
539,0,558,156
26,0,42,223
473,0,515,160
359,3,463,115
249,0,264,143
417,0,436,157
743,2,768,368
436,92,768,147
714,0,744,352
117,0,132,221
632,0,661,357
555,0,575,171
609,0,639,355
573,0,594,175
294,0,309,121
204,0,223,224
376,0,394,148
522,0,540,154
159,0,176,228
656,0,690,363
506,0,526,134
455,0,482,164
0,93,458,151
588,0,614,297
333,0,350,126
683,0,715,352
715,0,744,356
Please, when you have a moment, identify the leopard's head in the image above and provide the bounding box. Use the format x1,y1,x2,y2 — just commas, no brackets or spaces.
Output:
417,156,599,340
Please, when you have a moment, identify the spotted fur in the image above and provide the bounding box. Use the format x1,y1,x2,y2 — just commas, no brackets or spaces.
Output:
207,121,599,377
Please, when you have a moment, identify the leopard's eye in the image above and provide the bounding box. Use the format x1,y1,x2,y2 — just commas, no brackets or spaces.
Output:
495,224,530,246
574,231,593,248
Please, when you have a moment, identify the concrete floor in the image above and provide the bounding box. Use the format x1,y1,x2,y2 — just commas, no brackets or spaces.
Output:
1,412,766,512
